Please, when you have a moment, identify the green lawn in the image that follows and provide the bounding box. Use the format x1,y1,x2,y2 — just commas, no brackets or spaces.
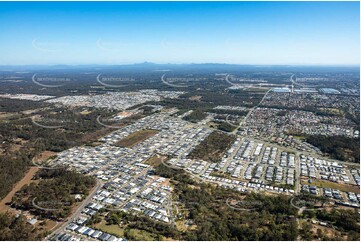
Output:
126,228,158,241
302,179,360,194
94,220,125,238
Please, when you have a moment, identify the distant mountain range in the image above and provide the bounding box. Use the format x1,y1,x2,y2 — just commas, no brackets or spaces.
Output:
0,62,359,72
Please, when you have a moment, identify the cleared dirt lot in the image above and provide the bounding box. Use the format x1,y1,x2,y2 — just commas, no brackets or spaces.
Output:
115,129,159,148
145,154,167,167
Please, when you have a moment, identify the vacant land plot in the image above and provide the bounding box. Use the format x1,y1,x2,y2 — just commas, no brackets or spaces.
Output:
33,150,58,163
188,131,236,162
94,219,125,238
0,112,18,119
126,228,157,241
175,220,197,232
115,129,159,148
188,96,202,101
145,154,168,167
301,178,360,194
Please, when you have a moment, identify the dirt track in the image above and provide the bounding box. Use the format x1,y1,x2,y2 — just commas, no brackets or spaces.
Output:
0,166,39,213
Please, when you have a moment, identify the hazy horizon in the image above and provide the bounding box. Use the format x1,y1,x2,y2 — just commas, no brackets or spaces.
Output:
0,1,359,65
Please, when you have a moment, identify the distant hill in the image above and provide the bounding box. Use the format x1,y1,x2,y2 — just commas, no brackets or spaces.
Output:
0,63,359,73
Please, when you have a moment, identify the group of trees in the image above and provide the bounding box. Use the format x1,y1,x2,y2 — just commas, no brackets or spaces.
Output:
152,164,360,241
188,131,236,162
0,104,117,201
304,208,359,233
0,98,47,113
183,110,207,123
305,135,360,162
0,151,33,199
11,168,96,220
0,212,46,240
105,210,178,240
152,86,264,113
212,121,237,132
210,108,248,117
302,208,359,241
180,184,298,240
153,163,195,185
152,164,300,241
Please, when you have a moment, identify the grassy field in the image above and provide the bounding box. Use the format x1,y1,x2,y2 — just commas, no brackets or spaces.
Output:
115,129,159,148
175,220,197,232
93,220,125,238
301,179,360,194
126,228,158,240
210,171,232,179
145,154,167,167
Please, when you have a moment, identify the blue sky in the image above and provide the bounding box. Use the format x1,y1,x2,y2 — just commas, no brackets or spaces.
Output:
0,1,359,65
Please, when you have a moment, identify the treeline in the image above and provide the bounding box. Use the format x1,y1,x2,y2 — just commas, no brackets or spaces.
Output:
183,110,207,123
210,108,248,116
153,164,359,241
154,98,215,111
305,135,360,162
211,121,237,132
153,164,299,241
11,168,96,220
0,98,47,112
188,131,236,162
0,107,116,200
260,104,345,117
152,162,195,185
0,107,118,151
0,151,34,198
303,208,359,241
105,210,178,240
153,88,263,111
0,212,46,240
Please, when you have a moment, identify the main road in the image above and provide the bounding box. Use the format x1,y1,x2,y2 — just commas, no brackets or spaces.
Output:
46,180,103,240
225,74,273,133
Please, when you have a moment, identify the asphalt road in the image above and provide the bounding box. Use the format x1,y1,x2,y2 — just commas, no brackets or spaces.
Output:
46,180,103,240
